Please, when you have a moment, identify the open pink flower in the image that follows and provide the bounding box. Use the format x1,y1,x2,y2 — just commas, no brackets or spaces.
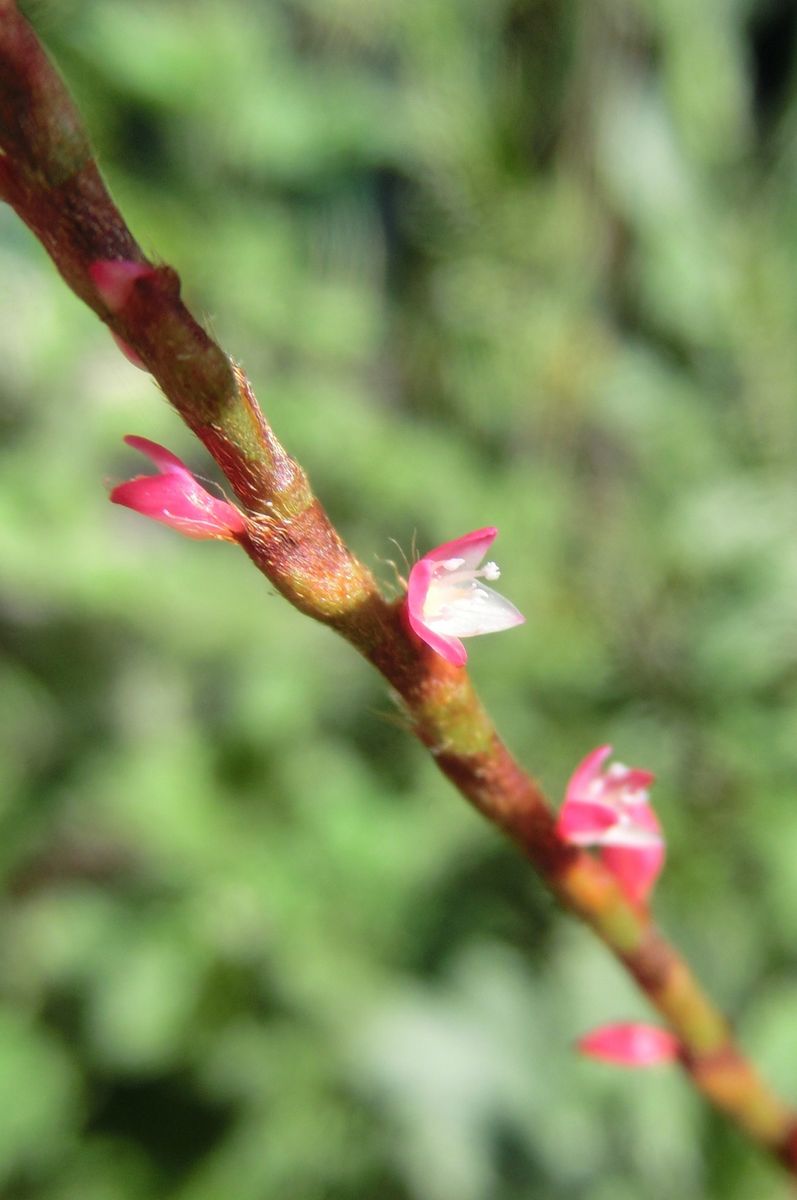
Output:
110,436,246,541
406,527,524,667
577,1022,681,1067
557,745,665,904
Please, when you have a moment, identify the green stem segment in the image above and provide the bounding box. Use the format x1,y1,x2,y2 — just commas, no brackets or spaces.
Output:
2,0,795,1173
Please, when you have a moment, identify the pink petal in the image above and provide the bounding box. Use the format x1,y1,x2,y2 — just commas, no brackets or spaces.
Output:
122,435,190,476
423,526,498,570
407,556,434,625
601,805,665,904
577,1023,681,1067
565,745,614,806
556,799,620,842
405,567,465,666
89,260,154,313
413,622,468,666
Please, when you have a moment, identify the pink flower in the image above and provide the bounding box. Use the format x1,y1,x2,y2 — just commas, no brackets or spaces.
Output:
577,1022,681,1067
406,527,525,667
110,436,246,541
557,745,665,904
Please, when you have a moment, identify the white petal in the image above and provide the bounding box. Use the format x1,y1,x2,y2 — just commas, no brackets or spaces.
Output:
424,582,524,638
591,824,663,848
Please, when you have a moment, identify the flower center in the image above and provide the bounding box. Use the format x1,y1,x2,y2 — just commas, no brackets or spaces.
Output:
423,557,501,622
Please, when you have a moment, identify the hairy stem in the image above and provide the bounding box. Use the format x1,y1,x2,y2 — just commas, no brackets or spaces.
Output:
1,1,795,1173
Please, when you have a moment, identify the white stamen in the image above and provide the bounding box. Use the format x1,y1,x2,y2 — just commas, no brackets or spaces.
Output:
431,558,503,589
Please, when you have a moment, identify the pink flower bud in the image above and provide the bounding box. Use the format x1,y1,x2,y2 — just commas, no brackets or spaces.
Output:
110,435,246,541
577,1022,681,1067
89,261,157,368
405,527,524,666
89,259,155,313
557,745,665,904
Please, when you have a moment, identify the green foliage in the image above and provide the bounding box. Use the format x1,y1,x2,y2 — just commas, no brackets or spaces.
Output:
3,0,797,1195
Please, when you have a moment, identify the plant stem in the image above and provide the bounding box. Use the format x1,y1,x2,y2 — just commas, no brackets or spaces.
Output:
1,1,795,1174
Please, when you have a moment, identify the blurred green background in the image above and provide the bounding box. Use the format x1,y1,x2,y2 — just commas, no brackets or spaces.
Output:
2,0,797,1196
